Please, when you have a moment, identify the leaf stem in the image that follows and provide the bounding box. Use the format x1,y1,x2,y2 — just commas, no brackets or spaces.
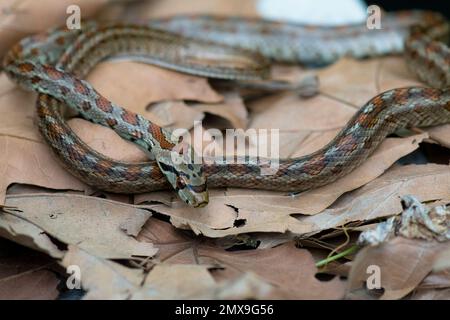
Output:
315,245,359,268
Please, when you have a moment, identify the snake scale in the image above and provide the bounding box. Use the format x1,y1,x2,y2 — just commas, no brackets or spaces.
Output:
3,10,450,207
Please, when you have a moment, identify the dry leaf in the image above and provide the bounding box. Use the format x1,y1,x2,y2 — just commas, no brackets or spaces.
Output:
318,56,422,107
192,92,248,129
4,194,157,259
62,245,275,299
62,245,143,300
68,118,149,163
137,162,448,238
0,74,38,141
0,76,89,203
147,101,205,129
1,0,450,301
409,288,450,300
136,217,200,263
0,136,87,205
357,195,450,245
248,93,354,158
417,270,450,290
121,0,258,20
0,239,59,299
195,242,346,299
135,265,277,299
433,247,450,272
134,264,218,299
295,164,450,237
427,124,450,149
138,222,346,299
208,272,275,299
88,61,223,114
0,0,108,56
0,209,64,259
290,133,429,214
347,237,448,300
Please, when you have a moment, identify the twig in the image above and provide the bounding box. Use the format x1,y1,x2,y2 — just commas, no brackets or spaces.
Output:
315,245,359,268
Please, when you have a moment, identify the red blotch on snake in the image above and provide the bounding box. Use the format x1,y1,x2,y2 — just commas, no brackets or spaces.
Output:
95,96,113,113
73,79,89,95
43,65,65,80
18,62,34,73
147,123,175,149
121,109,139,125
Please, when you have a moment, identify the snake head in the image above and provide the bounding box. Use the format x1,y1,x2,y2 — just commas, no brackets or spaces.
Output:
153,148,209,207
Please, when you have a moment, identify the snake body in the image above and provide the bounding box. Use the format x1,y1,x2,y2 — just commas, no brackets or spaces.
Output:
3,11,450,206
4,24,271,206
149,11,448,66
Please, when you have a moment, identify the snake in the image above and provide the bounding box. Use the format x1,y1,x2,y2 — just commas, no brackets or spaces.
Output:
3,10,450,207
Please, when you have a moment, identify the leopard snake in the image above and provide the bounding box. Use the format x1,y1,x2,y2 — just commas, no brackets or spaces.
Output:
3,10,450,207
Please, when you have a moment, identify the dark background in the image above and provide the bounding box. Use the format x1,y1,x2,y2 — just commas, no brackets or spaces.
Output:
365,0,450,18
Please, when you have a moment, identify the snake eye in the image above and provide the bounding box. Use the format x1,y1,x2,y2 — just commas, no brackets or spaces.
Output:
176,176,186,190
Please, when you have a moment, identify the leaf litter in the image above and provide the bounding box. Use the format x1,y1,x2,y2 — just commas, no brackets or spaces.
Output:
0,0,449,299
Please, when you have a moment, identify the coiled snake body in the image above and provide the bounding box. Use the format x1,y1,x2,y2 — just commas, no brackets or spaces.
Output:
3,10,450,207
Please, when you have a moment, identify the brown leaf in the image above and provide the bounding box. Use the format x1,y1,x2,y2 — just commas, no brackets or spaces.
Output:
417,270,450,290
192,92,248,129
290,133,429,214
136,264,218,299
208,272,275,299
433,247,450,272
2,0,449,301
3,194,157,259
68,118,148,163
146,101,205,129
88,61,223,113
62,244,274,299
0,136,87,205
0,239,59,300
347,237,448,300
295,164,450,237
136,162,448,238
409,288,450,300
248,93,354,158
0,77,89,204
318,56,422,107
427,124,450,149
123,0,258,19
0,75,38,141
138,222,345,299
61,245,144,299
194,242,346,299
136,217,199,263
0,0,107,56
136,265,276,299
0,209,64,259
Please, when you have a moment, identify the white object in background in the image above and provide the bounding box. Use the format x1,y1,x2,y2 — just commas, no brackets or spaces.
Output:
257,0,368,25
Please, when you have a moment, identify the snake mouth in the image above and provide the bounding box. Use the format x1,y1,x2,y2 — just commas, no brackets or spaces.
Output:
194,200,209,208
